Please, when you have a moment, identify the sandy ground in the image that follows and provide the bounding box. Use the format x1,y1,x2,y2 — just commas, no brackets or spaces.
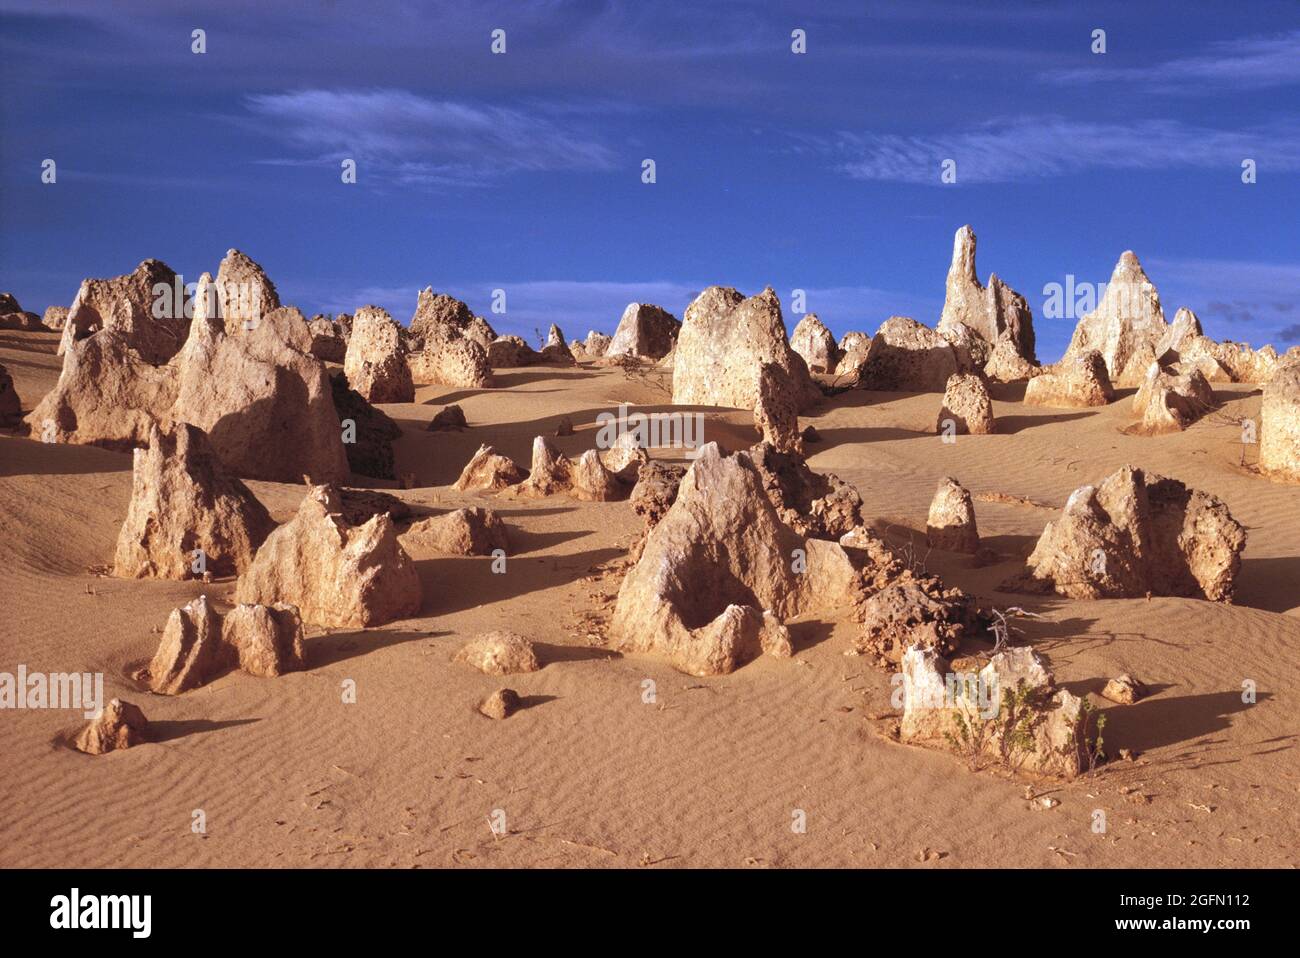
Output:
1,327,1297,869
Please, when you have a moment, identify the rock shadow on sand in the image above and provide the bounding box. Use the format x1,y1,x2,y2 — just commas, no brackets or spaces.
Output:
307,629,445,668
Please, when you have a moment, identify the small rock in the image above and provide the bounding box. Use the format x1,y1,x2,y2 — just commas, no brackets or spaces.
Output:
926,476,980,554
478,688,521,720
401,507,509,556
455,631,540,675
1102,673,1148,705
937,372,996,435
452,444,527,491
428,404,468,431
74,698,150,754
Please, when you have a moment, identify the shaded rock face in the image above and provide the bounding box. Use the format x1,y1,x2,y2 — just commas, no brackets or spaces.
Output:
344,307,414,403
409,333,494,389
754,362,803,454
146,595,228,694
479,688,521,719
428,403,468,431
463,316,498,351
853,576,975,663
337,487,410,526
1260,361,1300,481
35,291,350,482
74,699,150,754
1131,363,1215,434
860,316,969,392
236,484,422,628
834,331,874,378
1061,251,1168,387
1012,465,1246,602
599,430,648,483
0,308,42,330
0,293,20,314
58,260,187,364
145,596,305,693
544,345,577,366
308,315,347,363
899,646,1087,779
213,249,280,334
173,306,350,483
672,286,820,412
454,631,540,675
487,335,536,368
937,373,995,435
112,422,275,580
0,363,21,427
748,442,865,541
938,226,1036,362
452,444,527,491
503,436,622,501
629,460,686,531
1156,306,1203,360
1212,342,1280,384
329,371,401,480
486,334,574,368
401,507,509,556
609,442,861,676
606,303,680,360
1024,349,1114,408
410,290,473,340
223,603,306,678
790,314,839,374
27,329,179,450
927,477,979,553
983,337,1041,382
938,321,990,368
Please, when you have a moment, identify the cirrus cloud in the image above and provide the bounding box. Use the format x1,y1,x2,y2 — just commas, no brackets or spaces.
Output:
243,88,619,188
830,116,1300,184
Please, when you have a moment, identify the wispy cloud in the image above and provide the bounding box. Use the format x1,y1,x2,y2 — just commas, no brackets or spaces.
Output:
243,89,618,188
830,116,1300,184
1043,30,1300,92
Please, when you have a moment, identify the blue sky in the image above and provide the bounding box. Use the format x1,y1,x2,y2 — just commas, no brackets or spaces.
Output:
1,0,1297,361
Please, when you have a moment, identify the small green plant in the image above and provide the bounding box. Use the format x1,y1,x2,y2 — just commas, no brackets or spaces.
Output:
941,674,1005,771
944,676,1050,773
1080,698,1108,775
994,679,1050,771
